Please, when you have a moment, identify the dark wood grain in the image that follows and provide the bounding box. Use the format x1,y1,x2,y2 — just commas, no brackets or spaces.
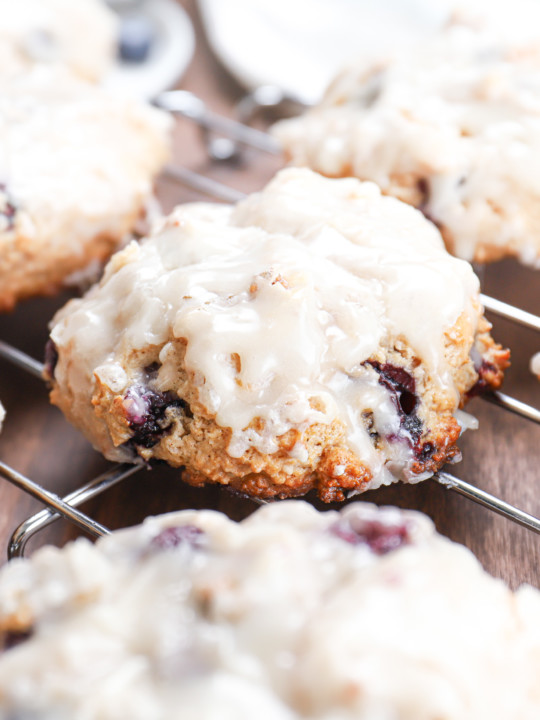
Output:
0,0,539,590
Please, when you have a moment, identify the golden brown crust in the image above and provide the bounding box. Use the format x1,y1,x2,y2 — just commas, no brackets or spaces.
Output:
316,446,372,502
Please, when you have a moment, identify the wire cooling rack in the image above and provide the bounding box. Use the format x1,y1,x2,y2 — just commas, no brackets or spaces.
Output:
1,91,540,565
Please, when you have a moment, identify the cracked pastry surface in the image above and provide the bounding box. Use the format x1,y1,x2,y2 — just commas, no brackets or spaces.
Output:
1,501,540,719
0,0,117,83
0,67,172,311
46,168,508,501
274,28,540,265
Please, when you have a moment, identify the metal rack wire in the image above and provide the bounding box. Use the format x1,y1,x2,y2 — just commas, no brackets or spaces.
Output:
2,92,540,559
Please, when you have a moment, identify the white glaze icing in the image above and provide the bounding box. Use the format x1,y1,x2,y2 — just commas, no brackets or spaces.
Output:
0,0,117,83
1,501,540,719
274,28,540,264
0,65,171,266
51,169,481,485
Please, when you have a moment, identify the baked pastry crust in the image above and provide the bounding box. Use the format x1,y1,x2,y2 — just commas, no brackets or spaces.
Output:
1,501,539,719
274,28,540,266
46,168,509,501
0,67,172,311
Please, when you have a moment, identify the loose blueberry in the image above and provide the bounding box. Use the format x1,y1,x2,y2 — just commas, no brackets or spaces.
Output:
330,516,410,555
151,524,205,550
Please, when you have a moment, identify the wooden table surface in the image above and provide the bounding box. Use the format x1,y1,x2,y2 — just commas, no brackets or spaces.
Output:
0,0,539,590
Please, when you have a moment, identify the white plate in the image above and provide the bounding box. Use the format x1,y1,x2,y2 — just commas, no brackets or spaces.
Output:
197,0,453,104
104,0,195,100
